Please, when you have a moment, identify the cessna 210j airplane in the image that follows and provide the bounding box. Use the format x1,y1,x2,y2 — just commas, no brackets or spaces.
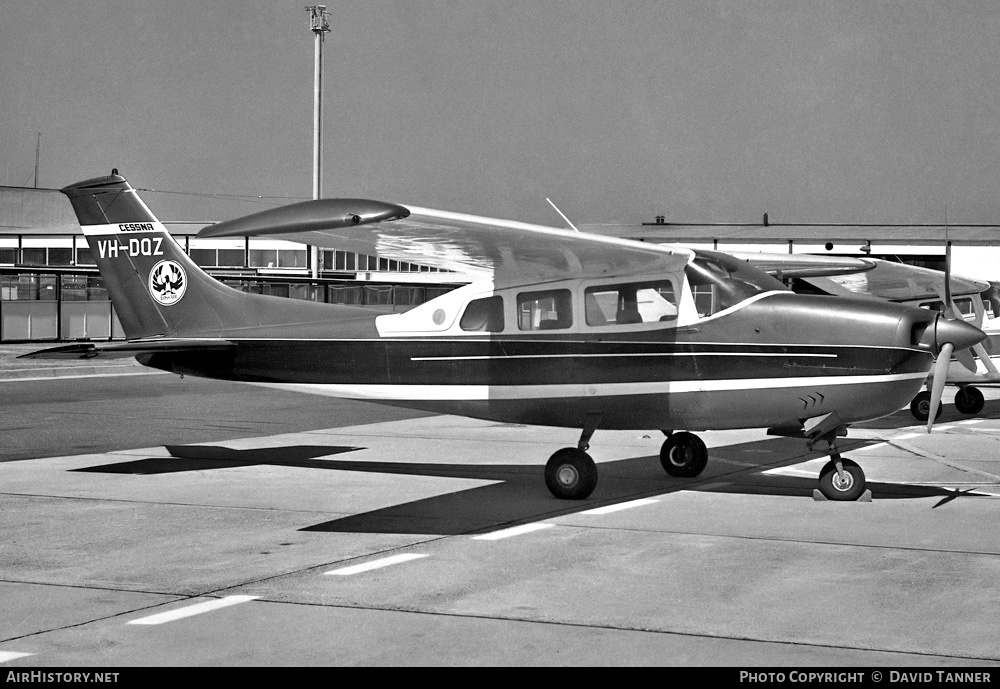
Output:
24,172,986,502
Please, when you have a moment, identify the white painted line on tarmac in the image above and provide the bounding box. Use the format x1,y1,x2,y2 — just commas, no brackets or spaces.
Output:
957,419,985,425
4,371,169,383
472,523,554,540
893,432,922,441
325,553,428,575
580,498,659,515
0,652,34,663
762,467,816,477
127,595,258,625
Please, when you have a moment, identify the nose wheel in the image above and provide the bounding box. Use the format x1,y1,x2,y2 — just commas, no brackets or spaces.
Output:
818,458,866,501
813,434,867,501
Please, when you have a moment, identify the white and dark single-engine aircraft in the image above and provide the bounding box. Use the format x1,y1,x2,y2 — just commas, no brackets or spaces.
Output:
24,173,986,502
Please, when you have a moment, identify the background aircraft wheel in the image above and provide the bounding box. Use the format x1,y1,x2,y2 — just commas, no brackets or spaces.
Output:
954,386,985,415
910,391,943,422
818,458,866,501
659,431,708,478
545,448,598,500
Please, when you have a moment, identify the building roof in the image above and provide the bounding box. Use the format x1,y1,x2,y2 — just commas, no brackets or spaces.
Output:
580,222,1000,246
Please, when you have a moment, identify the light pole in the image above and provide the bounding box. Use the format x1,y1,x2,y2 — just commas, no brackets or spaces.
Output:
306,5,330,278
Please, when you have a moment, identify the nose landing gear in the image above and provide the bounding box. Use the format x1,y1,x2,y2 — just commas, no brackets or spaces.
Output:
809,431,868,502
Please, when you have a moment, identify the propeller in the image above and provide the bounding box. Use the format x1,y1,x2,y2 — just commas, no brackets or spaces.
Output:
925,225,988,431
926,341,954,432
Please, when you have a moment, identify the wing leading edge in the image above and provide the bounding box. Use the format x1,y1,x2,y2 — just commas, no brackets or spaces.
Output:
200,200,694,287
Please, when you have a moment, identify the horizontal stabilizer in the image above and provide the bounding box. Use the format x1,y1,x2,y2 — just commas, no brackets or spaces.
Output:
20,338,236,360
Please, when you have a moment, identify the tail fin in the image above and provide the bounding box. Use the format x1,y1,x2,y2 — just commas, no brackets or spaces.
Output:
62,173,338,340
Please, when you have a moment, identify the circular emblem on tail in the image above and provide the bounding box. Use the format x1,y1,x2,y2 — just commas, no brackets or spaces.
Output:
148,260,187,306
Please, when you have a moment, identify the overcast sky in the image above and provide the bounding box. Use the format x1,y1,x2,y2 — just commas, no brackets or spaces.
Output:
4,1,1000,227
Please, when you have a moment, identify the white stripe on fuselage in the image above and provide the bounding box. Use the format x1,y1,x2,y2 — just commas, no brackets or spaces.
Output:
246,371,929,402
410,352,838,362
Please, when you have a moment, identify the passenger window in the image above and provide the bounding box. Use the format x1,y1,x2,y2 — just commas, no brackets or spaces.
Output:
460,296,505,332
518,289,572,331
584,280,677,326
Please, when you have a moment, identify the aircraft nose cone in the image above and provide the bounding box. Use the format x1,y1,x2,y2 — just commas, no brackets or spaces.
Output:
934,316,986,354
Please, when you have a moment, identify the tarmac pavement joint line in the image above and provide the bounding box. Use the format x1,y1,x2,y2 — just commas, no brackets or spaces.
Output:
885,439,1000,483
126,595,258,626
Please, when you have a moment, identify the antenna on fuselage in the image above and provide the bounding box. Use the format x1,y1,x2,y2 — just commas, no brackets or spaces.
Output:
546,198,579,232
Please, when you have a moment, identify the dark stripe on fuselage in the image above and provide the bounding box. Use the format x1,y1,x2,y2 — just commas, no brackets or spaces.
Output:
139,337,932,387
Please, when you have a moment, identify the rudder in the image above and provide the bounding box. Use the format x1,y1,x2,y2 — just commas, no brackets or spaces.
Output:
63,172,239,339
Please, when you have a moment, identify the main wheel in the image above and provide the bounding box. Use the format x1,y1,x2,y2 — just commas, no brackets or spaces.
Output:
545,448,598,500
659,431,708,478
910,391,943,422
817,458,866,501
954,386,985,415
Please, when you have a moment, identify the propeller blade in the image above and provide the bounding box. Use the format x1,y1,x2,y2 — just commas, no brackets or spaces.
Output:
927,342,953,433
955,347,977,372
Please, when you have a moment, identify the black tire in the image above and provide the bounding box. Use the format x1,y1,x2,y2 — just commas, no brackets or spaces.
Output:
659,431,708,478
954,386,985,415
910,391,943,422
544,448,598,500
818,458,866,501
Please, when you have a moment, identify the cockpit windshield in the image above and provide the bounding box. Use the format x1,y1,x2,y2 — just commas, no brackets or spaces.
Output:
685,250,787,317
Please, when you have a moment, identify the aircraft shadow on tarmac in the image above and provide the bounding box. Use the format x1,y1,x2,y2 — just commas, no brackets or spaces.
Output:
68,416,992,535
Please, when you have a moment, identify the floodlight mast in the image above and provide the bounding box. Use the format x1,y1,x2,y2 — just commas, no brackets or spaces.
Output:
306,5,330,278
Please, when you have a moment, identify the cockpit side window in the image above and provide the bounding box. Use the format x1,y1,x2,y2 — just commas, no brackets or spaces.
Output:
685,252,786,317
518,289,572,331
460,295,505,332
585,280,677,326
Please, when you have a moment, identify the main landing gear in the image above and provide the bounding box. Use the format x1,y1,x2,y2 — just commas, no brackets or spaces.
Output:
544,415,601,500
544,416,868,502
543,418,713,500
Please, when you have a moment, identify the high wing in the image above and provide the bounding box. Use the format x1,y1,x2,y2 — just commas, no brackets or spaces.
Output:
726,251,876,279
199,199,694,287
799,258,991,302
